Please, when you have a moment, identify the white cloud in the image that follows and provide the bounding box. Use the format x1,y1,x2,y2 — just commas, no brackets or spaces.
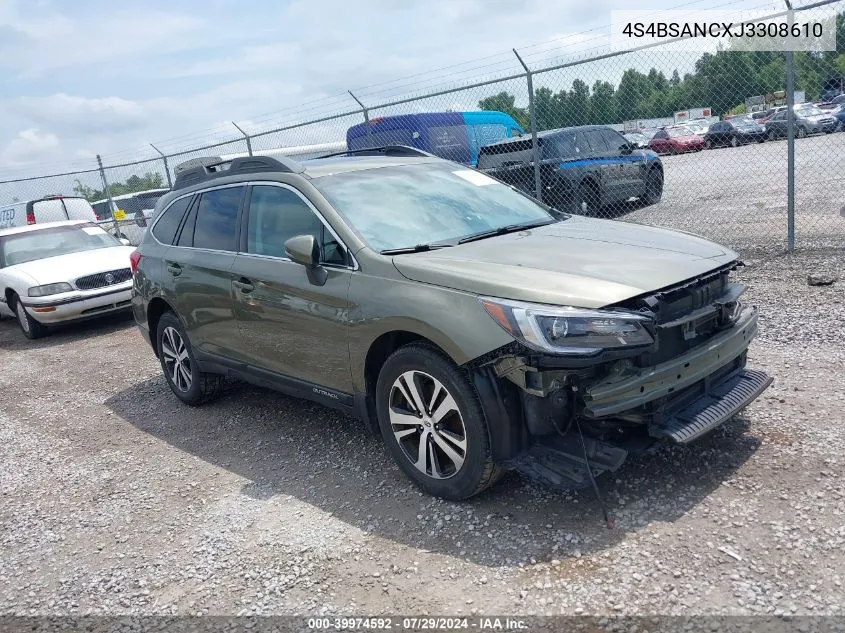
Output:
0,128,62,167
0,5,207,79
163,43,300,79
12,94,148,134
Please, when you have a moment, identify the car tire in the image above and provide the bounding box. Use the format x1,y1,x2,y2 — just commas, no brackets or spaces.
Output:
156,311,223,406
641,167,664,206
705,139,713,149
730,136,739,148
12,294,47,340
375,342,502,501
575,181,601,216
767,130,777,141
796,127,807,139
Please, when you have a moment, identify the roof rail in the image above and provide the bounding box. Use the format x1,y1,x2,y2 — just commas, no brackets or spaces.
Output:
315,145,435,160
172,155,306,191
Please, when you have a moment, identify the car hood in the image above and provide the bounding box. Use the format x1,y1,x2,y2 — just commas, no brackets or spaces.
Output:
391,217,738,308
7,246,136,285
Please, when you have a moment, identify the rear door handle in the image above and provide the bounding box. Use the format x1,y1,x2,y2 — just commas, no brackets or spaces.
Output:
165,262,182,276
233,278,255,293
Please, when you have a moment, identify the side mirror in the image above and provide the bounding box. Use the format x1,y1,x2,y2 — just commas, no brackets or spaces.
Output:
119,238,131,246
284,234,327,286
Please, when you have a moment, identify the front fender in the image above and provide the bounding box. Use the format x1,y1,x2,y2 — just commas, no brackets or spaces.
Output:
347,273,513,392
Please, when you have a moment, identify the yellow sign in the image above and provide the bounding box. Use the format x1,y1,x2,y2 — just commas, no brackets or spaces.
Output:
113,209,126,220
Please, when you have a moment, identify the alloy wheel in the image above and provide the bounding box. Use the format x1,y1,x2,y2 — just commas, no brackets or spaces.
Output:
161,326,193,392
388,370,467,479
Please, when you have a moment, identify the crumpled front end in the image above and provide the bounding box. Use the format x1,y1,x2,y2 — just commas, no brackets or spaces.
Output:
470,261,773,491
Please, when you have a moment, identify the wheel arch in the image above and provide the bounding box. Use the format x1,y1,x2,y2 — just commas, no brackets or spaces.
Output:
146,296,177,358
360,330,527,462
4,287,17,306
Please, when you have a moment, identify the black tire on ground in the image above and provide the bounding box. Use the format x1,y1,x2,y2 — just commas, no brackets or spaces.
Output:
767,130,776,141
12,294,47,340
375,342,503,500
641,167,664,206
796,127,807,139
575,181,601,217
156,311,223,406
730,136,739,147
705,139,713,149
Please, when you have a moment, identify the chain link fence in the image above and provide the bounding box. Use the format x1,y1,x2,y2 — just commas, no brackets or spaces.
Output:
1,2,843,253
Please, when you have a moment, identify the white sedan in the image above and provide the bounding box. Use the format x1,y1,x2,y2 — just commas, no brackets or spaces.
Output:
0,221,136,339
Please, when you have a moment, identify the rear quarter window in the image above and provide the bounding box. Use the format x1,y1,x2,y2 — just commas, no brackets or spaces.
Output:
152,196,193,245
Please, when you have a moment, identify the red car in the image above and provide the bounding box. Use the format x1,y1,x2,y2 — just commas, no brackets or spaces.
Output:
648,126,705,154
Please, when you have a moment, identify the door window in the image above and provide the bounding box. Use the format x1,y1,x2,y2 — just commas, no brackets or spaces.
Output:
190,186,245,252
246,185,347,266
600,128,627,153
584,130,609,153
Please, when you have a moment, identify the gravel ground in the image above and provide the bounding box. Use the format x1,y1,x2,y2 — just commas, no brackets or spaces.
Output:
0,249,843,621
623,132,845,253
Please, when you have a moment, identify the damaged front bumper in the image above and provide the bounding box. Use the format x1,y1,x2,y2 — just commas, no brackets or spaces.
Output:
474,306,772,490
583,306,771,442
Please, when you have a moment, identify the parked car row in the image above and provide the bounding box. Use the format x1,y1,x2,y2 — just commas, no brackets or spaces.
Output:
628,103,838,158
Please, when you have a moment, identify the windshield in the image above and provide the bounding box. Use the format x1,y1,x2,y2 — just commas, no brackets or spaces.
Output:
0,223,120,267
667,127,693,138
312,162,557,252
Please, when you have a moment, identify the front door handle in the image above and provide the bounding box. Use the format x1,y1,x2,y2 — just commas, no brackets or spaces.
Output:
166,262,182,276
233,278,255,293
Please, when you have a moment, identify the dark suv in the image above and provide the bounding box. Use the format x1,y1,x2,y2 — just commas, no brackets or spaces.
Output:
476,125,663,216
130,147,771,501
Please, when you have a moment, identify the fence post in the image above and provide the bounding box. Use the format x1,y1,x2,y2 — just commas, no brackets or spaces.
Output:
96,154,121,238
232,121,253,156
785,0,795,251
150,143,173,189
349,90,371,141
513,49,542,201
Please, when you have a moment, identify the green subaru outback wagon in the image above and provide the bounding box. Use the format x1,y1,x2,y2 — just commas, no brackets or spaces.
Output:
130,146,772,501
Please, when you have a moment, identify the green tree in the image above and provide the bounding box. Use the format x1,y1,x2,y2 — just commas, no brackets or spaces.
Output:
670,69,681,87
567,79,590,126
590,80,615,124
478,92,529,129
534,86,560,131
73,171,165,202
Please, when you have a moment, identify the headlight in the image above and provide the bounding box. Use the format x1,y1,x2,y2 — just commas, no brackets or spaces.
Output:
480,297,654,356
28,282,73,297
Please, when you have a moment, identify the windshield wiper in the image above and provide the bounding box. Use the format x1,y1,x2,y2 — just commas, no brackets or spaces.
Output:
380,243,454,255
457,219,557,245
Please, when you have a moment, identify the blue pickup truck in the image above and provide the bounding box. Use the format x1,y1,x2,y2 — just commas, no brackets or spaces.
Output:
346,111,525,166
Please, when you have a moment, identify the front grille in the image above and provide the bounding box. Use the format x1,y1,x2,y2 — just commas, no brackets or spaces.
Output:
75,268,132,291
613,263,743,366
